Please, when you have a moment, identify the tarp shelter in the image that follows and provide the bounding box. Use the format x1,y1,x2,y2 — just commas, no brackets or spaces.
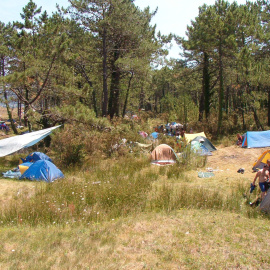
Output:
184,132,206,143
252,150,270,171
191,136,217,152
21,152,52,163
20,160,64,183
151,144,178,165
242,130,270,148
0,126,61,157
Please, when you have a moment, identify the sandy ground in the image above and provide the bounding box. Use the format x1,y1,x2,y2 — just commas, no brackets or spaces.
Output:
203,144,270,191
207,144,266,172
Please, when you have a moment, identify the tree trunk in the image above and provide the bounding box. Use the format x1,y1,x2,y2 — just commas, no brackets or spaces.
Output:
199,52,210,122
139,85,145,110
217,39,224,135
122,72,133,117
102,27,108,117
268,88,270,126
252,106,264,131
0,56,18,134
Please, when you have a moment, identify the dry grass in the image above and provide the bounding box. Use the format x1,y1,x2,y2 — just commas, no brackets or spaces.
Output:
0,106,8,119
0,210,269,269
1,145,270,269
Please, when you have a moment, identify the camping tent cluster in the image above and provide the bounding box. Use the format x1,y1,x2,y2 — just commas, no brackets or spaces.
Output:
18,152,64,183
150,133,216,165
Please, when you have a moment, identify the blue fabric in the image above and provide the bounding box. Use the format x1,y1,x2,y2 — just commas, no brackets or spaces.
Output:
21,152,52,163
20,160,64,183
2,170,21,179
198,172,214,178
242,130,270,148
151,132,159,139
259,182,266,192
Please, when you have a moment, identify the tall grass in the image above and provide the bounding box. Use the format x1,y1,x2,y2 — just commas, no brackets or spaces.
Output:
0,151,264,227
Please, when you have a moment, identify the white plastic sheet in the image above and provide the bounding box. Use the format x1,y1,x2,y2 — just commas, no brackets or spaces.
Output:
0,126,61,157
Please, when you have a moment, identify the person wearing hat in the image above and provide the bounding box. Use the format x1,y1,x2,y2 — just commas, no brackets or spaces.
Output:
252,164,270,200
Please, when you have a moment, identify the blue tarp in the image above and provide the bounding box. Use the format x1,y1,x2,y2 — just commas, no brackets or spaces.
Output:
150,132,159,139
20,160,64,183
242,130,270,148
21,152,52,163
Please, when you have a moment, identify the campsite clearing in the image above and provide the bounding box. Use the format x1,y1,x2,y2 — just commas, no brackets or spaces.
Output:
0,144,266,206
1,144,270,269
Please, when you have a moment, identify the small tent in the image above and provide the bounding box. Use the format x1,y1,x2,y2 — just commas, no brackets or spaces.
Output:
242,130,270,148
190,141,212,156
20,160,64,183
260,190,270,214
191,136,217,152
21,152,52,163
151,144,178,165
252,150,270,171
184,132,206,143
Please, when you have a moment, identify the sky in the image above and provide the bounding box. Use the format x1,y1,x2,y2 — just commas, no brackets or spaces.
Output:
0,0,252,58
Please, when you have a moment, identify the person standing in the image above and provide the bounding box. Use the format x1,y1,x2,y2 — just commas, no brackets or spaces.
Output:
252,164,270,200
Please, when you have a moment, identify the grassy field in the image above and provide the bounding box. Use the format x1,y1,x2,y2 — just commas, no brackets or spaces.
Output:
1,144,270,269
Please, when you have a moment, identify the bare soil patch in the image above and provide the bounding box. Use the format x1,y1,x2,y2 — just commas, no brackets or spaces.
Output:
207,144,266,172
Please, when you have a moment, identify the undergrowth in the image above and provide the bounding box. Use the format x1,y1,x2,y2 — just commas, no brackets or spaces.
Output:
0,154,263,227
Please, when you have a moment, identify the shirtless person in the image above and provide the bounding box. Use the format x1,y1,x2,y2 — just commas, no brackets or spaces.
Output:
252,164,269,200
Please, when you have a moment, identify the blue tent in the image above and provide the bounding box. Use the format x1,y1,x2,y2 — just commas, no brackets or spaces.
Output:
242,130,270,148
21,152,52,163
20,160,64,183
191,141,212,156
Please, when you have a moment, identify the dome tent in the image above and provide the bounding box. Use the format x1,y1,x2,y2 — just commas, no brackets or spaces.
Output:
252,150,270,171
21,151,52,163
190,136,216,152
19,160,64,183
151,144,179,165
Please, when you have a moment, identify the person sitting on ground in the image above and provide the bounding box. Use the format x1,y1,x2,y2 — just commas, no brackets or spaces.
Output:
252,164,269,200
180,128,185,138
236,133,243,146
